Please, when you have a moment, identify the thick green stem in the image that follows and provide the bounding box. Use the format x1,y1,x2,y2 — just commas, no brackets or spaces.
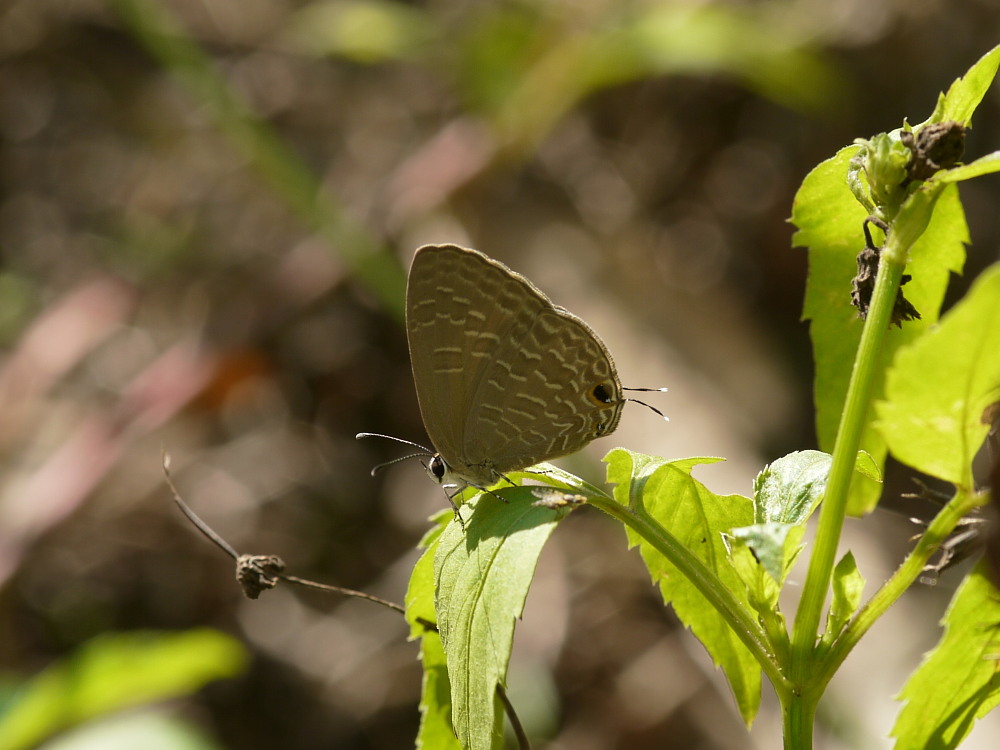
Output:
783,692,819,750
790,239,905,679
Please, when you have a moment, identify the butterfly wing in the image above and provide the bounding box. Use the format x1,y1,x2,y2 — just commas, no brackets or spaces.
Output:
407,244,544,484
406,244,622,485
462,303,622,475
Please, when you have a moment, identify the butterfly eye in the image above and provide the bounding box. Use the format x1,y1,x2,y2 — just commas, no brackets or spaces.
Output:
590,382,614,404
429,455,448,482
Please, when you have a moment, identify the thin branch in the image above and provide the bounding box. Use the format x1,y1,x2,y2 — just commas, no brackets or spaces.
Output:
497,684,531,750
163,449,238,560
163,450,404,612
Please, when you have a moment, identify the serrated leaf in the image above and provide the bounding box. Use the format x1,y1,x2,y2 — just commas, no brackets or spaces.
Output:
0,629,246,750
877,263,1000,487
753,450,832,524
792,150,966,514
605,449,761,725
891,562,1000,750
407,511,451,635
936,151,1000,183
921,44,1000,127
434,488,571,750
824,551,865,645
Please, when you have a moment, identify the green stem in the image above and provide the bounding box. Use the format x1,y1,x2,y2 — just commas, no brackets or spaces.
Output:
817,486,985,686
790,234,905,679
588,494,787,691
783,692,818,750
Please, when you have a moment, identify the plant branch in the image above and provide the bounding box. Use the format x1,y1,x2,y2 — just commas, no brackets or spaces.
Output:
791,233,905,676
817,486,987,686
587,494,787,691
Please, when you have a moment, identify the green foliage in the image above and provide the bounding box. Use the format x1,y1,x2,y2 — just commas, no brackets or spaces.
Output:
792,151,966,514
406,512,461,750
398,44,1000,750
752,449,831,524
892,563,1000,749
730,450,832,587
877,264,1000,488
822,552,865,649
34,3,1000,749
431,478,580,750
606,450,761,724
0,629,246,750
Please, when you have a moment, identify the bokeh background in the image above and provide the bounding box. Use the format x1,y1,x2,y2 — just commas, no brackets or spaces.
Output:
2,1,1000,748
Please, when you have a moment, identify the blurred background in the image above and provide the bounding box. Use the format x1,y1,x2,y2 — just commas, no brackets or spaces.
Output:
1,1,999,748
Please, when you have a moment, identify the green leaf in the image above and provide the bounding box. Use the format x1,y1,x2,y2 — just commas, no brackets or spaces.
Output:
877,262,1000,487
792,150,966,514
935,151,1000,183
752,450,832,524
853,450,882,482
726,538,790,660
0,629,246,750
921,44,1000,127
405,518,462,750
434,487,572,750
729,523,804,586
605,449,761,725
891,562,1000,750
415,631,461,750
823,551,865,646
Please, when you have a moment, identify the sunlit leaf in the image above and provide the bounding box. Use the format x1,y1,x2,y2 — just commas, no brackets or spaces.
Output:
752,450,831,524
791,151,965,514
434,488,572,750
730,522,802,586
877,263,1000,487
935,151,1000,183
606,449,761,725
726,535,791,657
891,562,1000,750
920,44,1000,127
823,552,865,645
405,515,461,750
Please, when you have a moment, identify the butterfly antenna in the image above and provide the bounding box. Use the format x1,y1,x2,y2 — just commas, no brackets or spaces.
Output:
622,387,669,422
356,432,433,453
356,433,435,476
368,453,434,477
